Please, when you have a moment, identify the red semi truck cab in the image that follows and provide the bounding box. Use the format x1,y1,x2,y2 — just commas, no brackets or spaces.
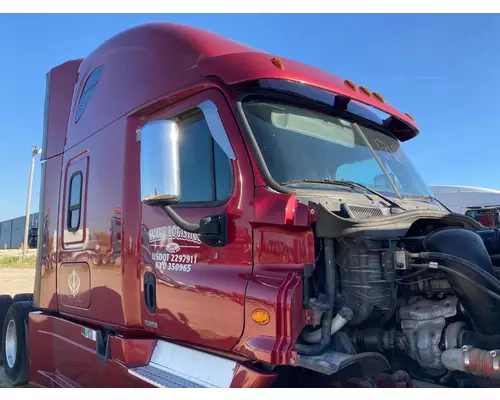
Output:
5,22,478,388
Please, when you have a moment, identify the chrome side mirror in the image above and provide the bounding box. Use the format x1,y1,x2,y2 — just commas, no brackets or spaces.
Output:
139,110,229,247
140,120,181,205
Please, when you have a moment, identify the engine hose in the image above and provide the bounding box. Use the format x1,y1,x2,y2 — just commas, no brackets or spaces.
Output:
295,310,333,355
296,239,336,356
410,263,500,302
422,228,500,336
415,252,500,293
461,331,500,351
301,307,354,344
324,238,336,307
441,347,500,379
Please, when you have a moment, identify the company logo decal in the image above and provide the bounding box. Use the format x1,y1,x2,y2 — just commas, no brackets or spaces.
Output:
147,225,201,274
165,242,181,253
148,225,201,245
68,269,81,297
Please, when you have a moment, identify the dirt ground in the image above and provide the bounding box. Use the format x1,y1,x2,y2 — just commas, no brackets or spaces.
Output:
0,268,35,297
0,248,36,297
0,249,36,388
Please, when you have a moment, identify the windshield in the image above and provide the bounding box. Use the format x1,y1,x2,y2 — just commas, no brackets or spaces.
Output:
242,100,431,198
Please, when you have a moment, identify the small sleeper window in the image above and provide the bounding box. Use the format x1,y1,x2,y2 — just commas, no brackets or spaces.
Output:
75,65,104,123
67,172,83,232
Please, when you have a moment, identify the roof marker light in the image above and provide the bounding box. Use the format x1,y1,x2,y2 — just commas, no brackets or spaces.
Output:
359,86,371,97
271,56,285,70
344,80,357,91
405,113,415,122
372,92,385,103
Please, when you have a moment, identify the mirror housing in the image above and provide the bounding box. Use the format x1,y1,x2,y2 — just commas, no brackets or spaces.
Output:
140,120,181,206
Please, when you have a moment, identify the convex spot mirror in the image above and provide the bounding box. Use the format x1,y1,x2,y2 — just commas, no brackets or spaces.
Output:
140,120,181,206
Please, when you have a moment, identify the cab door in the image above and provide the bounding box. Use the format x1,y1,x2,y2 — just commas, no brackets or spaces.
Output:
140,88,254,351
58,153,91,311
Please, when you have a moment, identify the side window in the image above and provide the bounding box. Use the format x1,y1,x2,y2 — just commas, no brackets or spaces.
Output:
67,172,83,231
75,65,104,123
176,109,232,203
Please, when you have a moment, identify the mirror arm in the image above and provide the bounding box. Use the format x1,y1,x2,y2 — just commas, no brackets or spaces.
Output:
163,206,201,233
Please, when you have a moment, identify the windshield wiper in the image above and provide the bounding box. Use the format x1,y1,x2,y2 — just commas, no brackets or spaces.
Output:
280,178,405,210
402,194,452,213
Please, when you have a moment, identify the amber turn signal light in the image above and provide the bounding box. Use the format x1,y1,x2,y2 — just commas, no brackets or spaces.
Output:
252,309,270,325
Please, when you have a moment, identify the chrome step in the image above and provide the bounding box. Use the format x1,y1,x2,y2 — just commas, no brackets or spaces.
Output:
129,365,204,388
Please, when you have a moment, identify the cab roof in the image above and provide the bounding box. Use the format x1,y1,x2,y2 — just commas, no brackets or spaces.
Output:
65,23,418,150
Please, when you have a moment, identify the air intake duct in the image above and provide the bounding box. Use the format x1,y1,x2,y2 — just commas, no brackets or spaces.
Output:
423,227,500,336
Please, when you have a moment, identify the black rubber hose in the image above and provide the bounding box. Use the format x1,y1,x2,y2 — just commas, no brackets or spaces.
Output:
415,252,500,293
325,238,336,308
295,239,336,356
422,228,500,335
461,331,500,351
396,268,427,281
302,264,314,306
410,263,500,302
295,310,333,355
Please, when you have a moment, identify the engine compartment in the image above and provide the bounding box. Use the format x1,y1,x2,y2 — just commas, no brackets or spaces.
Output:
290,200,500,388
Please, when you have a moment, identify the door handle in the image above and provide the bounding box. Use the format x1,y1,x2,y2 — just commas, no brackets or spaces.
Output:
144,272,156,314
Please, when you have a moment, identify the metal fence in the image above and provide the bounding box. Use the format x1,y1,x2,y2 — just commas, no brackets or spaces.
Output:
0,213,39,249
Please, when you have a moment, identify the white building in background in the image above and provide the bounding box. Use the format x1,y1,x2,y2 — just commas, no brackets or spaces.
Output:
430,185,500,214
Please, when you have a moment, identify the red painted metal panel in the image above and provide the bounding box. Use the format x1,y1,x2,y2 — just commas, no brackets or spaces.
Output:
64,23,255,150
230,363,277,388
36,155,63,310
199,52,418,136
109,336,156,367
140,88,254,350
56,117,135,326
63,23,416,156
42,59,82,160
28,313,155,387
233,226,313,364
